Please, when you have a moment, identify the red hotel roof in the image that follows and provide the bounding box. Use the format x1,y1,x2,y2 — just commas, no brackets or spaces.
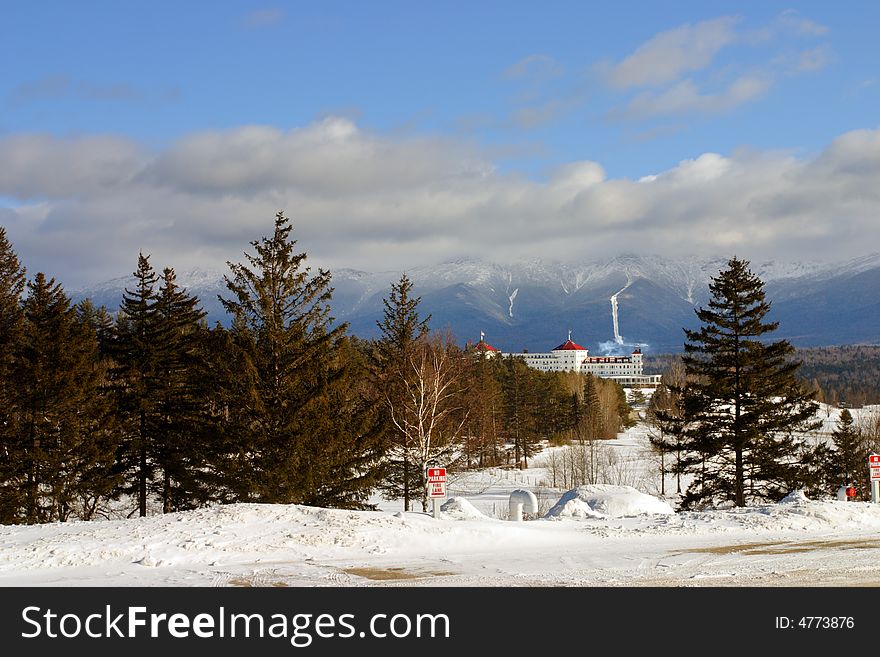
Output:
474,340,500,352
552,339,587,351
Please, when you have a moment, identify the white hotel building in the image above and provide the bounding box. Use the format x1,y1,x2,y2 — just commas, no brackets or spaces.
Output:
474,332,661,388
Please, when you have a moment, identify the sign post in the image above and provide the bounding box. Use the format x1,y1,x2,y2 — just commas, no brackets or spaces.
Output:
427,467,447,519
870,455,880,504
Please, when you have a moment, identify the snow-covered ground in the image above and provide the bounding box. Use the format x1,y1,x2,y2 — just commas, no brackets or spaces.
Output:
3,407,880,588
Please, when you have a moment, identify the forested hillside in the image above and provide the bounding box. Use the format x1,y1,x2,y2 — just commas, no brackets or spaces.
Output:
646,345,880,406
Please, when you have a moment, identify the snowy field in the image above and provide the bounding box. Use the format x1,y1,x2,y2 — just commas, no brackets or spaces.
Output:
2,405,880,588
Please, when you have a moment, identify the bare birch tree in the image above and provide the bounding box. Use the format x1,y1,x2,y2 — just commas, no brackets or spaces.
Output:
387,331,467,511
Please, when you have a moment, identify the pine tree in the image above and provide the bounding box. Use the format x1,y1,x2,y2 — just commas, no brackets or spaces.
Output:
500,356,541,468
461,349,506,467
614,382,636,431
111,253,164,517
581,374,604,441
198,321,260,503
373,273,430,510
153,267,209,512
219,211,378,506
77,299,115,360
830,409,864,491
678,257,818,508
74,300,123,519
566,391,582,443
10,274,118,523
647,361,688,497
0,228,26,522
296,337,388,509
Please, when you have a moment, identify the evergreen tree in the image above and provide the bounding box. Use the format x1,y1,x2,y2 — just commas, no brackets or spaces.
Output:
568,391,583,442
581,374,604,441
200,321,260,502
300,337,389,509
111,253,164,517
373,273,430,510
153,267,209,512
220,211,380,506
460,350,504,468
0,228,26,522
678,257,818,508
77,299,115,360
9,274,118,523
830,409,864,491
647,363,688,497
614,382,637,431
500,356,541,468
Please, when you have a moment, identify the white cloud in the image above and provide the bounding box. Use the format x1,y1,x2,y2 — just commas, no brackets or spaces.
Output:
600,16,741,89
598,13,831,124
512,99,576,129
2,120,880,287
0,134,147,199
503,54,564,81
778,9,829,36
146,118,492,196
616,75,772,119
794,44,832,72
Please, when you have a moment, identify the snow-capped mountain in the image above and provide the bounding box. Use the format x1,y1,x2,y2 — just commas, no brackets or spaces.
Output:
71,253,880,353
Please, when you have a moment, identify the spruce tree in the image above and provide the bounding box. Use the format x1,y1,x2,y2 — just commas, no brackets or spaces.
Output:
614,382,636,431
373,273,430,510
220,211,379,506
199,321,260,503
460,350,504,467
568,391,583,442
11,274,117,522
154,267,209,512
474,359,502,467
296,337,388,509
77,299,115,360
581,374,604,440
501,356,541,468
0,228,26,522
111,253,163,516
830,409,864,492
648,368,687,496
678,257,818,508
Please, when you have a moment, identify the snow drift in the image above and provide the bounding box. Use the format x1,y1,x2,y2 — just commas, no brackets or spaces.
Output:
545,485,675,519
440,497,485,519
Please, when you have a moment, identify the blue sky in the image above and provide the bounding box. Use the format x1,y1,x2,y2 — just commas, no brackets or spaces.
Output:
2,2,879,286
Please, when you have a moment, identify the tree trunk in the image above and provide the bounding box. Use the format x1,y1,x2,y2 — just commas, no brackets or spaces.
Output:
735,446,745,507
139,410,147,517
163,470,171,514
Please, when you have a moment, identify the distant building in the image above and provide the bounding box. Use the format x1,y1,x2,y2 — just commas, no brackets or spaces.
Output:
472,331,661,388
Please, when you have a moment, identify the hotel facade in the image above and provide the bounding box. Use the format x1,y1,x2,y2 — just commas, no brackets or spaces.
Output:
474,333,661,388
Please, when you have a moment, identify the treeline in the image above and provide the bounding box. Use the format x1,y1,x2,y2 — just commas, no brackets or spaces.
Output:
0,216,634,524
794,346,880,407
646,345,880,407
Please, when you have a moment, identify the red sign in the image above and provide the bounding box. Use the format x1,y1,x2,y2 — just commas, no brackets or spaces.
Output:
427,468,447,498
870,455,880,482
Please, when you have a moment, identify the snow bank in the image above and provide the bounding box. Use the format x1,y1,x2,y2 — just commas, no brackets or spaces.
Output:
545,497,606,519
779,490,810,504
441,497,485,519
546,485,675,519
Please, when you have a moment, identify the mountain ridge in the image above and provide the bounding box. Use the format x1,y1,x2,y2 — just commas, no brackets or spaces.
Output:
70,253,880,354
